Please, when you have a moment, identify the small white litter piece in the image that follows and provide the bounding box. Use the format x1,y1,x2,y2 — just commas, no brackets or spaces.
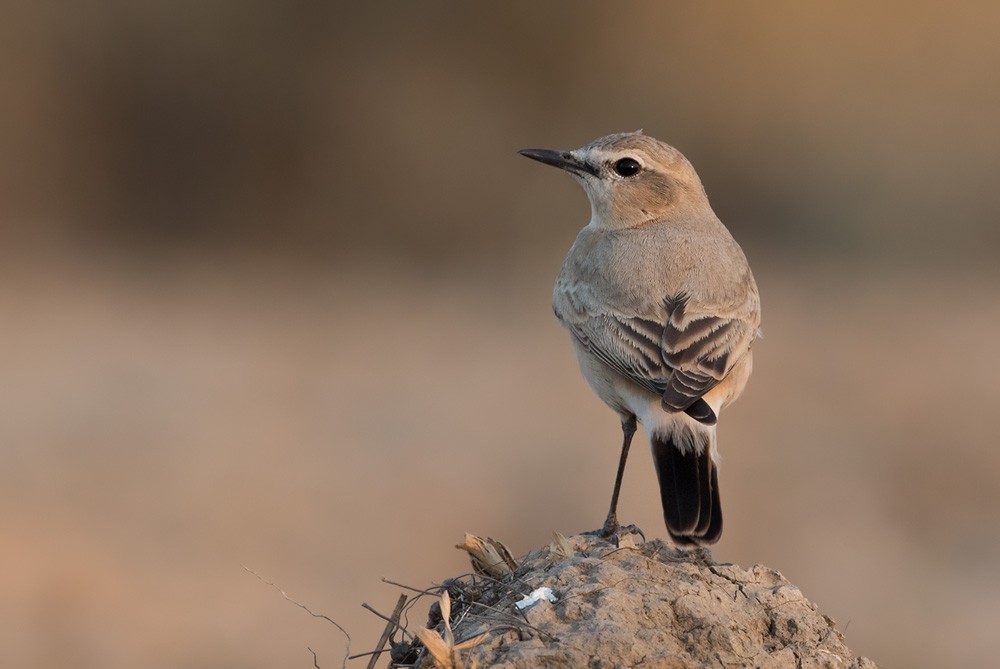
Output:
515,586,557,610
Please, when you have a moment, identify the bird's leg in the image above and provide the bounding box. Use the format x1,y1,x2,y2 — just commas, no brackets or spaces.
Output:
603,415,636,533
587,415,644,543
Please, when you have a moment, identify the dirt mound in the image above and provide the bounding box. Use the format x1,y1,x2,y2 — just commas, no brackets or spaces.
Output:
385,532,876,668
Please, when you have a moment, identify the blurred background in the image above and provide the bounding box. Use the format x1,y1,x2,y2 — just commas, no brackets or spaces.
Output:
2,2,998,667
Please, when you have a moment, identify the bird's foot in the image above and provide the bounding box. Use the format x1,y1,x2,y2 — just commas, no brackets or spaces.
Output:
583,514,645,546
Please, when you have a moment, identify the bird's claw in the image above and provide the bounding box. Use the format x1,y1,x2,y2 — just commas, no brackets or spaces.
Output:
583,515,645,547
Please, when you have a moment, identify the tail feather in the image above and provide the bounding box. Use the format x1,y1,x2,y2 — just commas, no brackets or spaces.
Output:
693,446,714,537
704,465,723,541
661,441,701,535
682,398,717,425
651,428,723,546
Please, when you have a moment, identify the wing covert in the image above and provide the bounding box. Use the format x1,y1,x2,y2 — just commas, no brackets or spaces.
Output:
562,291,757,416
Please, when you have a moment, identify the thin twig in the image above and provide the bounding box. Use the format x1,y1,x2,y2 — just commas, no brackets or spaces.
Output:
598,545,641,561
378,571,561,657
460,606,558,642
381,577,441,597
447,570,537,597
242,565,351,669
365,593,407,669
362,601,414,641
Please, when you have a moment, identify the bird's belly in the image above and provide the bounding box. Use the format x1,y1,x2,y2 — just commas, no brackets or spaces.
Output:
570,336,659,419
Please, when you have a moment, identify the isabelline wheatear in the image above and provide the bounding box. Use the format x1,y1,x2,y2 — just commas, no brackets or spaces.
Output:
520,132,760,546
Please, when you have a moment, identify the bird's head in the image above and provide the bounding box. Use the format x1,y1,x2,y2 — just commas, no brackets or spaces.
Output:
519,131,709,230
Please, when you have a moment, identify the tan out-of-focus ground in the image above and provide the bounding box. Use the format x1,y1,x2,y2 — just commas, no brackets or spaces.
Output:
1,251,998,668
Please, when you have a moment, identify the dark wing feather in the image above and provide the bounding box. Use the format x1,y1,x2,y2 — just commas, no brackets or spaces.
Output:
565,292,755,415
658,294,740,412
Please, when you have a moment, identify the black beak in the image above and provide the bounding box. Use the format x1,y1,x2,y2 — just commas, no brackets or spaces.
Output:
518,148,598,177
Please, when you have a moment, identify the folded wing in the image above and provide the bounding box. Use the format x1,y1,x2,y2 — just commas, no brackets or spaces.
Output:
561,292,757,421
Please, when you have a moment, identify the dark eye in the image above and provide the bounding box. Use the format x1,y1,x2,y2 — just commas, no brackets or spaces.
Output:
613,157,641,177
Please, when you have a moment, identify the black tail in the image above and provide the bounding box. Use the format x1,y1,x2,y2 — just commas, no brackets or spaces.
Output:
651,429,722,546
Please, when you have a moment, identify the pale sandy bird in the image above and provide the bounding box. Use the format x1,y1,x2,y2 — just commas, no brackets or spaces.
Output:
520,132,760,546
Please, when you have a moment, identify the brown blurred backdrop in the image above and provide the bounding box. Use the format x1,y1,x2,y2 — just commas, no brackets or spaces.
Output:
2,2,999,667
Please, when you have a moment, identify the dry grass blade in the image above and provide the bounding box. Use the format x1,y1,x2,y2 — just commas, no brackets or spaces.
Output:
410,589,491,668
455,533,518,577
441,590,454,648
550,531,574,559
415,627,456,668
